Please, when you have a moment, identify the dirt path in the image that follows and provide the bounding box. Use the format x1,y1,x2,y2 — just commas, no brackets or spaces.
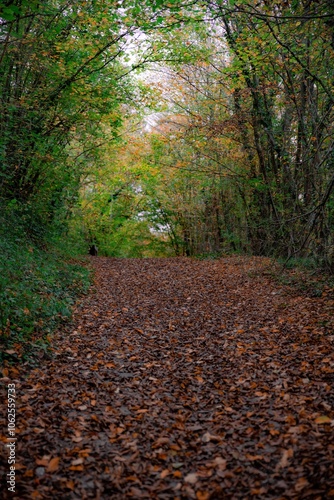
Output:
1,257,334,499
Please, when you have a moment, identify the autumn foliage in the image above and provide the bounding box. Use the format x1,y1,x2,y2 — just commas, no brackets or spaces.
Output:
1,257,333,498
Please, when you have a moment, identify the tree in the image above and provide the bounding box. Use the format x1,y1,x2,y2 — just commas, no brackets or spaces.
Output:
203,0,334,263
0,0,173,239
141,0,334,263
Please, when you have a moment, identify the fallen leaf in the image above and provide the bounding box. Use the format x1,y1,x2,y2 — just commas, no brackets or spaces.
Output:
71,458,84,466
47,457,60,472
184,472,198,484
295,477,309,492
277,449,293,469
245,454,264,461
196,491,210,500
315,415,332,424
69,465,84,471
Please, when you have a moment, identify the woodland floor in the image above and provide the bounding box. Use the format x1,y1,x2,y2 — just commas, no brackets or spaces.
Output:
1,256,334,500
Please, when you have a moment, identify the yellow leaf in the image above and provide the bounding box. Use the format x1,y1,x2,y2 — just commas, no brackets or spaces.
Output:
315,415,332,424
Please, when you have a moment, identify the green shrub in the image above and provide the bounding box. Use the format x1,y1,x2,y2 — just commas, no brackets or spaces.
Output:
0,207,91,366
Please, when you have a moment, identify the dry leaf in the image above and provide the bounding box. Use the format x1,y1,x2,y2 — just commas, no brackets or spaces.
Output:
71,458,84,466
277,449,293,470
184,473,198,485
315,415,332,424
295,477,309,492
47,457,60,472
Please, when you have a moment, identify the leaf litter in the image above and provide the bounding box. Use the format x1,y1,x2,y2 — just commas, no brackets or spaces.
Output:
0,256,333,499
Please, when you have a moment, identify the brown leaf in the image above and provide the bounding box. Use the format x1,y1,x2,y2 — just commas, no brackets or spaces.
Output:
295,477,309,492
71,458,84,466
245,454,264,461
35,458,49,466
202,432,221,443
66,480,75,490
277,449,294,470
69,465,84,471
214,457,227,470
184,472,198,484
72,436,83,443
196,491,210,500
47,457,60,472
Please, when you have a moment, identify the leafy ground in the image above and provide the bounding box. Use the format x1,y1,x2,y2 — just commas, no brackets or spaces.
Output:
1,256,334,499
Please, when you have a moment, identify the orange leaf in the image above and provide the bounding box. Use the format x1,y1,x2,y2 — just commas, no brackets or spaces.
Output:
66,480,75,490
245,454,264,461
47,457,60,472
30,492,43,499
35,458,49,466
295,477,309,492
196,492,210,500
69,465,84,471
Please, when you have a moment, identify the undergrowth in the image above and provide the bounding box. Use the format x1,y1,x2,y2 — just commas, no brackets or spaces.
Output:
0,209,91,367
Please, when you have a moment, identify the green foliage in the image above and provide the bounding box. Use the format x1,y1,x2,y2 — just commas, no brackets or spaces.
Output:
99,219,172,257
69,134,175,257
0,0,136,239
128,0,334,265
278,257,318,271
2,0,334,277
0,206,91,366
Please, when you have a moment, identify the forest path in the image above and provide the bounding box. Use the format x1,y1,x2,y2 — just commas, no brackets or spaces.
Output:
1,256,334,499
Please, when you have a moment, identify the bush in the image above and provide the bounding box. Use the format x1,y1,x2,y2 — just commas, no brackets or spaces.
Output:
0,206,91,366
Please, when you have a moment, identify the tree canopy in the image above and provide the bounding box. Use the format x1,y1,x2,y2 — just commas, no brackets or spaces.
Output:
1,0,334,265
